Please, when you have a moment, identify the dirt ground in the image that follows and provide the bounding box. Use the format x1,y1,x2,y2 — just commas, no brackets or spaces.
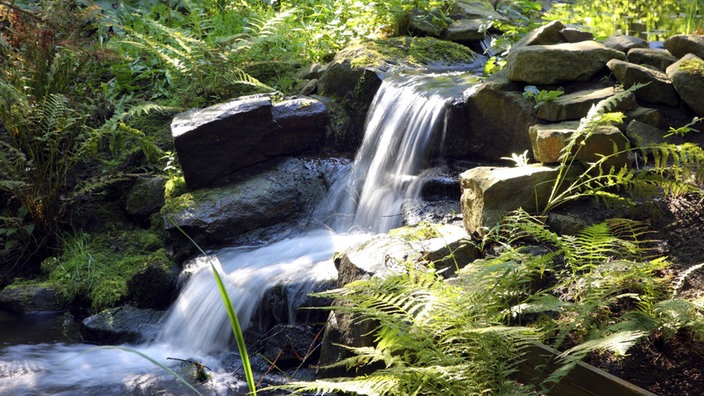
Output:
584,193,704,395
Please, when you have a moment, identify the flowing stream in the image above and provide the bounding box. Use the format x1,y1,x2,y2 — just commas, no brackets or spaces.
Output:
0,70,479,395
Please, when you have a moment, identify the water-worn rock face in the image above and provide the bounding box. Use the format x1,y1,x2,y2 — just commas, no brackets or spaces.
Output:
607,59,680,106
162,157,349,250
172,94,328,190
0,283,64,313
80,306,163,344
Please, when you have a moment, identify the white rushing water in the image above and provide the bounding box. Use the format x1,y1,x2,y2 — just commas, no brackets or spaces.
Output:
0,71,475,395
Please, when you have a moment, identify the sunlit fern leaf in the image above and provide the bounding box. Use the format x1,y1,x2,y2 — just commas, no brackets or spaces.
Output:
279,375,401,396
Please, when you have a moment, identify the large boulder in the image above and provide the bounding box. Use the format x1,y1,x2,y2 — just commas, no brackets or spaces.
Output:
664,34,704,59
666,54,704,116
459,165,562,235
504,41,625,84
607,59,680,106
172,95,329,190
459,73,540,161
162,157,349,250
0,283,64,313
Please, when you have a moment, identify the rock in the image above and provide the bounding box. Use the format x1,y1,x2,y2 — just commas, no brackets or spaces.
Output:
80,305,163,344
460,73,540,160
319,224,477,370
602,34,649,53
126,258,179,310
0,283,64,313
249,278,335,335
664,34,704,59
459,164,562,235
515,20,568,47
627,48,677,71
444,18,486,42
666,54,704,116
163,157,344,249
252,324,320,369
536,86,636,122
529,122,629,166
172,95,328,190
625,106,665,128
547,212,590,236
504,41,625,84
560,28,594,43
625,120,680,147
607,59,680,106
449,0,506,23
125,176,166,216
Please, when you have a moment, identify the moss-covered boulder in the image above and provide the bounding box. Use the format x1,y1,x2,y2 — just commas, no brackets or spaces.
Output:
666,54,704,116
318,36,478,152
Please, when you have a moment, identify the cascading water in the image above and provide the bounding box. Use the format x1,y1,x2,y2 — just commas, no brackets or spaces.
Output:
0,69,480,395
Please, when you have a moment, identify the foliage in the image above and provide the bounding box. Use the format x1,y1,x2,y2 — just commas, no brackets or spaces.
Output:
522,85,564,110
41,229,172,313
481,0,545,56
665,116,702,138
280,266,539,395
541,83,704,214
543,0,703,40
0,1,171,273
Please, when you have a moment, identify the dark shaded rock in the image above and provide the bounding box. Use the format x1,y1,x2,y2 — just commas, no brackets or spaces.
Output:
627,48,677,72
0,283,64,313
625,106,665,128
505,41,625,84
252,324,320,369
602,34,649,53
460,73,540,160
125,176,166,216
163,157,345,249
625,120,681,147
666,54,704,116
607,59,680,106
664,34,704,59
126,259,179,310
444,18,485,42
172,95,328,190
249,278,335,335
80,305,163,344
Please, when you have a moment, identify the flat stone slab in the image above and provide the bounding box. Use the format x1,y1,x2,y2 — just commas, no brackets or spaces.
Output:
459,164,560,235
536,86,636,122
529,121,629,166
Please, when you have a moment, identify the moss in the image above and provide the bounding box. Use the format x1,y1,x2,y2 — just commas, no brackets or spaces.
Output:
389,222,441,241
44,227,176,313
347,37,476,70
678,58,704,77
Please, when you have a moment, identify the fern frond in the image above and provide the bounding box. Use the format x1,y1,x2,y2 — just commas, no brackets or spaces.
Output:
279,374,401,396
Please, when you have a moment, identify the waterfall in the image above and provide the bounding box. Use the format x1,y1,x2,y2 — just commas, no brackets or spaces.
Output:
318,74,451,233
0,70,478,394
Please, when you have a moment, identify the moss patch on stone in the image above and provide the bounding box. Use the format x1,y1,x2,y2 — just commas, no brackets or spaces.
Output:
347,36,477,70
678,57,704,77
